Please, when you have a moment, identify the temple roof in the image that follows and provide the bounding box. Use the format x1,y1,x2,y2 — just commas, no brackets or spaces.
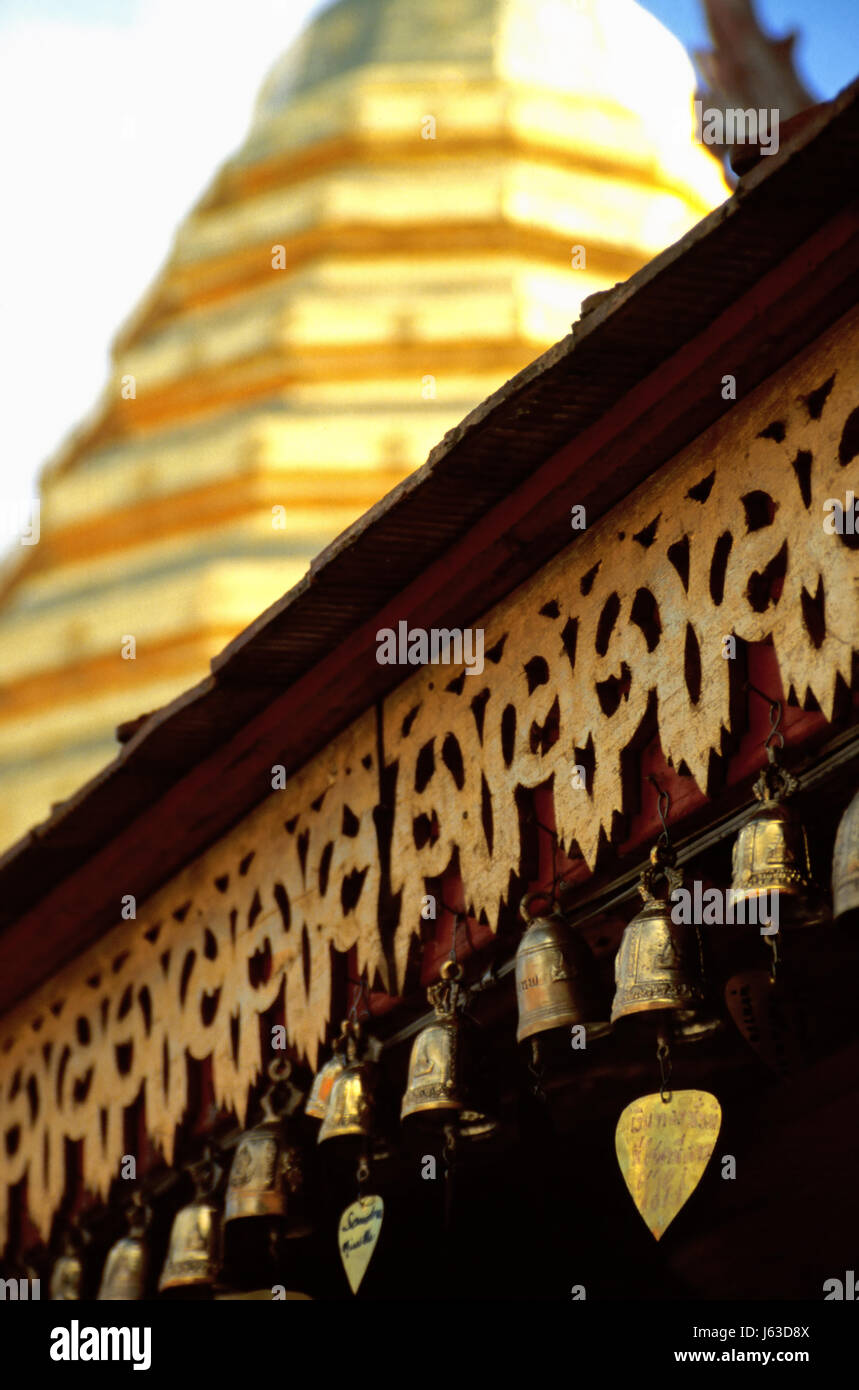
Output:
0,76,855,1014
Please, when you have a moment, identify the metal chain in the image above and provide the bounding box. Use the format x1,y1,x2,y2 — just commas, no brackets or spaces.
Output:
657,1035,673,1104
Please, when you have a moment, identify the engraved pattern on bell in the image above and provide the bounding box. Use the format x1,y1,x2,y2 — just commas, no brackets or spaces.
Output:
515,903,609,1042
730,797,826,928
402,960,498,1133
611,901,707,1022
158,1201,221,1292
225,1123,289,1221
401,1018,462,1118
612,850,721,1039
731,803,813,894
727,749,828,928
833,788,859,923
97,1237,147,1301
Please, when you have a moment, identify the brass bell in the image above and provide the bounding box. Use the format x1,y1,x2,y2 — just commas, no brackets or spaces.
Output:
401,962,471,1121
50,1235,84,1301
611,849,720,1041
159,1154,222,1295
97,1195,150,1300
225,1061,304,1224
318,1021,377,1144
832,788,859,926
305,1030,348,1121
50,1252,83,1301
515,893,610,1043
730,753,824,928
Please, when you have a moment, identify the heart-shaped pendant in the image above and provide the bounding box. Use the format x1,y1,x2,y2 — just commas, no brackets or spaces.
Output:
615,1090,721,1240
724,970,803,1077
338,1195,384,1294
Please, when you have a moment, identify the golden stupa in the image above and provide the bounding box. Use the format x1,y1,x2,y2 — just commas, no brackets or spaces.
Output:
0,0,727,848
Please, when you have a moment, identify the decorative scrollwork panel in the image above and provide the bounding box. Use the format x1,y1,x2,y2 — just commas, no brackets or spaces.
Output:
385,309,859,980
0,710,380,1248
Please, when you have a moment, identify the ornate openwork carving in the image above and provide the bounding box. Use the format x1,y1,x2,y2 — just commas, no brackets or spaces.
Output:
1,310,857,1248
0,712,379,1247
385,312,859,977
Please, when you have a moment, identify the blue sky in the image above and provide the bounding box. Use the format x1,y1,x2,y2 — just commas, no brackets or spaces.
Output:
646,0,858,99
1,0,854,96
0,0,855,542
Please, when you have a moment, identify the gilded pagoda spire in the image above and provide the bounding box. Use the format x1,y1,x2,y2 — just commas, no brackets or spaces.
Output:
0,0,728,848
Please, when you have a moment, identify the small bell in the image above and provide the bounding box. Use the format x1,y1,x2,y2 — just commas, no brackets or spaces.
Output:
158,1153,222,1296
318,1022,377,1144
515,893,610,1044
611,847,720,1041
832,787,859,926
730,750,824,928
401,962,485,1123
97,1195,150,1301
225,1060,305,1224
50,1230,85,1301
305,1029,348,1121
50,1252,83,1301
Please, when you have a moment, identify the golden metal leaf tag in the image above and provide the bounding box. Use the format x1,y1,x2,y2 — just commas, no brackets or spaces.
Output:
615,1090,721,1240
724,970,803,1077
338,1195,384,1294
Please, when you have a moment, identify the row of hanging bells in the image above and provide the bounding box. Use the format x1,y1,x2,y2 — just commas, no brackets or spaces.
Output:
67,733,857,1297
513,718,842,1050
612,716,844,1244
88,1060,307,1300
307,965,499,1141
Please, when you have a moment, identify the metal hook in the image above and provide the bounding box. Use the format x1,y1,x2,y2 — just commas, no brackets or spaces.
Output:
766,932,780,985
527,808,560,841
647,774,672,849
267,1056,292,1085
524,807,565,896
765,698,784,752
441,900,481,965
528,1037,547,1101
440,903,463,966
656,1034,672,1104
744,681,785,751
347,975,372,1022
